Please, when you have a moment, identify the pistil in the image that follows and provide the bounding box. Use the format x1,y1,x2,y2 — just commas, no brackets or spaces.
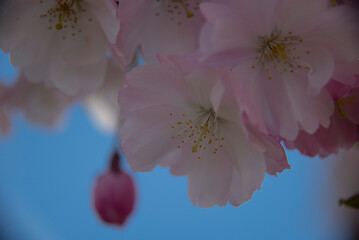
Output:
192,121,208,153
55,0,76,30
336,99,346,117
253,27,310,79
178,0,194,18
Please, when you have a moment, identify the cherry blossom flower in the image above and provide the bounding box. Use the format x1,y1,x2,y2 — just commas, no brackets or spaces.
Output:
197,0,359,140
285,109,359,158
0,0,120,95
0,56,125,134
116,0,205,64
118,55,289,207
336,89,359,124
93,152,136,226
0,74,72,130
286,83,359,157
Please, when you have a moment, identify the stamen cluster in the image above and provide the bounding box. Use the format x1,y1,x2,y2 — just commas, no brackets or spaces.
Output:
253,27,311,80
169,107,224,158
154,0,200,25
40,0,92,40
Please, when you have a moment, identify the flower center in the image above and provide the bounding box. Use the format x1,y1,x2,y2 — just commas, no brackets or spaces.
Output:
153,0,200,26
39,0,92,40
330,0,343,7
336,95,358,118
169,107,224,159
54,0,76,30
252,27,311,80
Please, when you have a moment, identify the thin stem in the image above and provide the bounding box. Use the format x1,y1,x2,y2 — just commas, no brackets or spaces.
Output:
109,152,121,172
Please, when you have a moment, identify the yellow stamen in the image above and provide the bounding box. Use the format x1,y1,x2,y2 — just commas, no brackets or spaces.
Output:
279,51,287,59
55,22,63,30
330,0,342,7
55,0,75,30
179,0,194,18
192,122,208,153
336,99,346,118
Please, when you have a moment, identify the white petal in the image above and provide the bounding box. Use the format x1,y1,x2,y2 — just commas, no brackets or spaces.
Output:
222,123,266,206
49,55,106,95
120,105,187,172
186,148,233,208
84,60,125,132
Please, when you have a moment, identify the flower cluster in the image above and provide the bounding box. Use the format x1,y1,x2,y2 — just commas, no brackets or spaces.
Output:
1,0,359,209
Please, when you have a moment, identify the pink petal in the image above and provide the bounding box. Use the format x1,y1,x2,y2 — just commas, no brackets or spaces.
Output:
117,0,204,64
49,56,106,95
186,148,233,208
119,105,185,172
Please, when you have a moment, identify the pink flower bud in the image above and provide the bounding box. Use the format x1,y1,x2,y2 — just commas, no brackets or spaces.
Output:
93,153,135,226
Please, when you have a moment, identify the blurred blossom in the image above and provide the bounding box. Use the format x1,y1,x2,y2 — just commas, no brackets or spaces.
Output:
0,74,73,133
0,0,121,95
84,59,125,133
93,152,136,227
0,57,125,135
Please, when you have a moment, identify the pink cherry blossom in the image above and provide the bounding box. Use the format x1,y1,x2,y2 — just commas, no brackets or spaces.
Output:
197,0,359,140
116,0,205,64
0,57,125,134
118,55,289,207
325,80,356,100
1,74,72,129
336,88,359,125
285,110,359,158
0,0,120,95
286,85,359,157
93,152,136,226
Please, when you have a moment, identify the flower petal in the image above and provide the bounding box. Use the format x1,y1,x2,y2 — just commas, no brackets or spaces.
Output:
120,105,186,172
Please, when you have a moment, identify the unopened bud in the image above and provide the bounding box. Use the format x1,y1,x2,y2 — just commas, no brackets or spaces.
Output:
93,153,136,226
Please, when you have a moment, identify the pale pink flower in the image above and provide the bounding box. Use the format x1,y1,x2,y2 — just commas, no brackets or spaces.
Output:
0,58,124,134
84,59,125,133
197,0,359,140
286,85,359,157
0,0,120,95
118,55,289,207
338,86,359,122
325,79,356,100
116,0,205,64
2,74,72,128
93,152,136,226
285,110,359,158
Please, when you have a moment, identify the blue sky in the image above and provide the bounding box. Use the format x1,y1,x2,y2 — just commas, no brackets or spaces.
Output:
0,52,352,240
